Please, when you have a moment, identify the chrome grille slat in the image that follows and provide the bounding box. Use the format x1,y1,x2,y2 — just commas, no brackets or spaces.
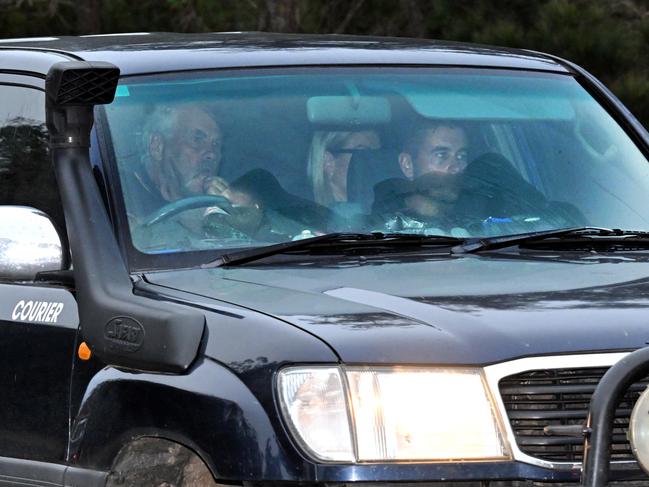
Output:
499,366,649,462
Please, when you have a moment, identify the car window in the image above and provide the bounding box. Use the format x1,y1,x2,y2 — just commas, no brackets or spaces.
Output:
0,85,66,235
101,68,649,267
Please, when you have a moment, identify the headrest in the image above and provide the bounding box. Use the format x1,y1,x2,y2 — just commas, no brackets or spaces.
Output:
347,149,403,213
457,152,547,217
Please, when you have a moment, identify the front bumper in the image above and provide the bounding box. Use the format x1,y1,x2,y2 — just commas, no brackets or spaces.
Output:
309,460,643,484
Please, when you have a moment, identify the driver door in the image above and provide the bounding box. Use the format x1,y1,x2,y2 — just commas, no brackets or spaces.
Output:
0,81,77,465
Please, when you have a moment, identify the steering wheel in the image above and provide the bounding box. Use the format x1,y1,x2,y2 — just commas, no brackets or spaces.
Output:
142,195,233,228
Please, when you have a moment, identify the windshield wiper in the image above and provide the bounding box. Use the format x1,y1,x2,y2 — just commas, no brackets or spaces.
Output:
203,232,462,268
453,227,645,253
205,227,649,267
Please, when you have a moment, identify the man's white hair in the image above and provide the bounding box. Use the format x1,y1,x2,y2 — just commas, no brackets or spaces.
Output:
141,104,179,155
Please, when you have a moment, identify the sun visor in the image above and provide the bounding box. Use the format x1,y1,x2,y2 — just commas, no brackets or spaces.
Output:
406,90,575,120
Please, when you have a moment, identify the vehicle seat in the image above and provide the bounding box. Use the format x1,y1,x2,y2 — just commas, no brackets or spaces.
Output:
347,149,403,213
457,152,584,227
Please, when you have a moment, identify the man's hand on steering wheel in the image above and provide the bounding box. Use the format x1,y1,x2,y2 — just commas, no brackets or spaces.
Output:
202,176,264,235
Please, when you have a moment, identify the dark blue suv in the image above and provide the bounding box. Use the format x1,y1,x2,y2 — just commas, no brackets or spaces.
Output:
0,32,648,486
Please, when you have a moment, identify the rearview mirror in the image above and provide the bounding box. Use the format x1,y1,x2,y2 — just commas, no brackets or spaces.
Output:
307,96,391,125
0,206,65,281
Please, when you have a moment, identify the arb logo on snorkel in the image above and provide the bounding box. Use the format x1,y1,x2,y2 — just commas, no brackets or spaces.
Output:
104,317,144,353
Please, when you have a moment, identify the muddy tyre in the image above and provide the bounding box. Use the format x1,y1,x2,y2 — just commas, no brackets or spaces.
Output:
106,438,217,487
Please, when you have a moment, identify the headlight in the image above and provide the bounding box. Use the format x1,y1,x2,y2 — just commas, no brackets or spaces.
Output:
629,384,649,473
277,366,510,463
277,367,355,462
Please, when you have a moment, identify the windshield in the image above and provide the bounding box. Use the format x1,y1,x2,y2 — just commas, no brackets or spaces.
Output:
103,67,649,264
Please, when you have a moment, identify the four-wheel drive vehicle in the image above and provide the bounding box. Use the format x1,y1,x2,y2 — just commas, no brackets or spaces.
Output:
2,32,649,486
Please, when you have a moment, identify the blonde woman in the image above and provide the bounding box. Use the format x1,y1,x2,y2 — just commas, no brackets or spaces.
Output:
307,130,380,206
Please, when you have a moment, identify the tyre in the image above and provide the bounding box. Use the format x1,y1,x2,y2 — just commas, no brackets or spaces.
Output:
106,438,218,487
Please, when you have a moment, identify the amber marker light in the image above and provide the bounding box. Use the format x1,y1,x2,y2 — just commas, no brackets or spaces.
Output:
78,342,92,361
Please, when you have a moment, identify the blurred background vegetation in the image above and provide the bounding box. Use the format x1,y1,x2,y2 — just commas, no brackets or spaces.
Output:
2,0,649,124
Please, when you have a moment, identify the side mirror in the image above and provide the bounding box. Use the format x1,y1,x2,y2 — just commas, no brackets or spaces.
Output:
0,206,65,281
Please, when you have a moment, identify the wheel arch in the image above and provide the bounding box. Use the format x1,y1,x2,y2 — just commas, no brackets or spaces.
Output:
69,357,310,482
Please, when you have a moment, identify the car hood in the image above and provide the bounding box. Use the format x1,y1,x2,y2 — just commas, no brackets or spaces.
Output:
144,252,649,365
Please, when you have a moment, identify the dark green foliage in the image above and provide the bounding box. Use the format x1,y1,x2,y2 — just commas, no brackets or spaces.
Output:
2,0,649,125
0,121,65,230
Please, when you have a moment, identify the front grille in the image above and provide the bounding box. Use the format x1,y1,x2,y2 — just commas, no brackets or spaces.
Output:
499,367,649,463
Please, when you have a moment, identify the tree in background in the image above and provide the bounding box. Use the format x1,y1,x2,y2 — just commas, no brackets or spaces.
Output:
1,0,649,125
